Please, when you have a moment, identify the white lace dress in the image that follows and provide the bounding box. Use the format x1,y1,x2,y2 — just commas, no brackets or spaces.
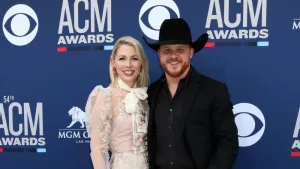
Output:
85,78,149,169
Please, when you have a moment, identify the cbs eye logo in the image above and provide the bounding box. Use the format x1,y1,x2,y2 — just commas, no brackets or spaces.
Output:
2,4,38,46
233,103,266,147
139,0,180,40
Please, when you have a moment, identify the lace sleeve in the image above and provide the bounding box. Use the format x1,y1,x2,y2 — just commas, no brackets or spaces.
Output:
85,85,112,169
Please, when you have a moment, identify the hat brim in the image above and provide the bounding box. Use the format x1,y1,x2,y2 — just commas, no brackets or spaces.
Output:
142,33,208,53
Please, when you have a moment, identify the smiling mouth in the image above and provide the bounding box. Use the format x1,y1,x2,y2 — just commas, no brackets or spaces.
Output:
168,61,180,65
123,70,135,76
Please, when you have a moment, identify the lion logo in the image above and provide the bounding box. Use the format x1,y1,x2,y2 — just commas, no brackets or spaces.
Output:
66,106,87,128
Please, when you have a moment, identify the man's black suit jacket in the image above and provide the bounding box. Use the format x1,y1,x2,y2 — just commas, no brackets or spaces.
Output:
147,66,239,169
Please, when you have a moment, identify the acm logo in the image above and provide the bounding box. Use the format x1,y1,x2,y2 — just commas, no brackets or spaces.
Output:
0,99,46,149
292,19,300,30
291,107,300,156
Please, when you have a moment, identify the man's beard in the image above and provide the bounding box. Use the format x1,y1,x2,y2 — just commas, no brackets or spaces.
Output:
161,59,190,78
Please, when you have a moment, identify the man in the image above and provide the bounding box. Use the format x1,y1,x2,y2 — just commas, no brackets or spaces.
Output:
142,18,239,169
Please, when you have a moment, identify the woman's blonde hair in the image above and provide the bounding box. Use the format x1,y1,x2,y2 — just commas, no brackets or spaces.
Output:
109,36,149,87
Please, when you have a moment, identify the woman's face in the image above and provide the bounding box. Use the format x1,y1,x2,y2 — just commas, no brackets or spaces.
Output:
111,44,142,88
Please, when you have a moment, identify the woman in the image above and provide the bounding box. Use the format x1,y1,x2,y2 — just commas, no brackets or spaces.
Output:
85,36,150,169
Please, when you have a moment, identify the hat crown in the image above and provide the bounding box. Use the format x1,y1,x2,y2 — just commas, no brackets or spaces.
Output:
158,18,192,42
142,18,208,53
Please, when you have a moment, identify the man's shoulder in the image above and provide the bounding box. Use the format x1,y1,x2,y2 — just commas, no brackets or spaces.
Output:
196,72,231,105
196,71,228,91
147,79,161,92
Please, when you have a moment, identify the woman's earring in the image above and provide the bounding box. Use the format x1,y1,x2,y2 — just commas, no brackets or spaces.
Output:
113,67,117,76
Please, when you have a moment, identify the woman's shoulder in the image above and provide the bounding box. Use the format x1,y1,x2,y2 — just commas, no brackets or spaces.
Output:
87,84,113,98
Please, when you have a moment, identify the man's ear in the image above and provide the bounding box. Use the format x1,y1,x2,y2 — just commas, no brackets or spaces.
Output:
190,47,194,59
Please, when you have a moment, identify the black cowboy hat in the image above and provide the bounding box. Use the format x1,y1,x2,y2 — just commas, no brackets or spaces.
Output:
142,18,208,53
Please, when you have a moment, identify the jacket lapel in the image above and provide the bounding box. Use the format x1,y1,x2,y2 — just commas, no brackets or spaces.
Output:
176,69,203,134
147,80,162,169
148,80,163,129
